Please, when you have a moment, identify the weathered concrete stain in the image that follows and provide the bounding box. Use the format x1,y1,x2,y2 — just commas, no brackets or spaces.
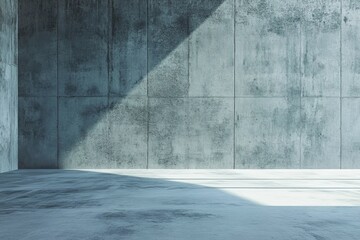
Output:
18,0,57,96
149,98,234,168
342,98,360,168
301,0,341,97
235,0,301,97
108,97,148,168
0,0,17,65
235,97,301,168
0,0,17,173
342,0,360,97
58,97,112,168
189,0,234,97
148,0,190,97
58,0,109,97
110,0,147,96
18,97,57,169
301,98,340,168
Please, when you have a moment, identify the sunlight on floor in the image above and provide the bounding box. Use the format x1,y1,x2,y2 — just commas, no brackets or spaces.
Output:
83,169,360,206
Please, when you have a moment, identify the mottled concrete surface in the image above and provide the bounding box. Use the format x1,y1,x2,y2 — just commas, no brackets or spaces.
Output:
18,0,57,97
235,98,301,168
342,0,360,97
147,0,190,97
58,0,109,97
189,0,234,97
149,98,234,168
301,0,341,97
235,0,301,97
301,98,341,168
1,170,360,239
110,0,147,97
0,0,17,65
0,0,17,173
58,97,111,168
108,97,148,168
0,64,17,173
18,97,57,169
18,0,360,169
342,98,360,168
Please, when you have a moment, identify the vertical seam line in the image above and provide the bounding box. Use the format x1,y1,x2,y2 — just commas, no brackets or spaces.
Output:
340,0,343,169
187,5,190,97
108,0,112,166
108,0,111,105
233,0,236,169
299,7,302,169
56,0,59,169
146,0,150,169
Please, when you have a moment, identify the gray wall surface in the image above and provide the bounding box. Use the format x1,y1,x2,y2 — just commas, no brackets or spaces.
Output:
18,0,360,169
0,0,18,173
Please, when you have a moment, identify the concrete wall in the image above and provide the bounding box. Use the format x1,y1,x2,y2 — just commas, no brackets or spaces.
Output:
0,0,18,173
18,0,360,169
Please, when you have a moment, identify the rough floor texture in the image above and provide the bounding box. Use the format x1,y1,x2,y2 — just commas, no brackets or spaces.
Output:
0,0,17,173
18,0,360,169
1,170,360,239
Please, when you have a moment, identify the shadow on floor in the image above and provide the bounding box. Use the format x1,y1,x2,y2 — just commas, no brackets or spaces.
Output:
0,170,360,240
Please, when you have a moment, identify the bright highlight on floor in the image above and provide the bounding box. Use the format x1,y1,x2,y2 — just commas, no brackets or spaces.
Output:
1,170,360,240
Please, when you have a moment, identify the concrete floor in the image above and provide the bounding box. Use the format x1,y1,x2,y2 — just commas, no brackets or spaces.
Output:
1,170,360,240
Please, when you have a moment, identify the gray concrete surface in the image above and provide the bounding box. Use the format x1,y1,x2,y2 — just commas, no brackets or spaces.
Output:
18,0,360,169
301,0,341,97
342,0,360,97
342,98,360,168
1,170,360,239
0,0,17,173
301,98,341,168
58,0,109,97
18,97,57,168
149,98,234,168
235,0,301,97
18,0,57,97
235,98,301,168
110,0,147,97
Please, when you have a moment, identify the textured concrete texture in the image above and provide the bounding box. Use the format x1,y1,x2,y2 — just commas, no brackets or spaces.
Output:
235,98,301,168
149,98,234,168
0,0,17,65
301,98,341,168
342,0,360,97
110,0,147,97
58,97,110,168
235,0,301,97
188,0,234,97
58,0,109,97
148,0,232,97
301,0,341,97
0,0,17,173
18,0,57,97
342,98,360,168
1,170,360,239
58,97,148,169
18,0,360,169
18,97,57,169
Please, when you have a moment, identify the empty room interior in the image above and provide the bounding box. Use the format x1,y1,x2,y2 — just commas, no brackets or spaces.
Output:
2,0,360,239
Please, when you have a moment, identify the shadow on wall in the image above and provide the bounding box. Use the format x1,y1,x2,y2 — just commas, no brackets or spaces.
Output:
59,0,234,169
1,170,360,239
19,0,235,169
19,0,349,169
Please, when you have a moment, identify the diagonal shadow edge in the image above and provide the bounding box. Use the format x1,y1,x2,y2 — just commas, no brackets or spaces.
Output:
57,0,232,169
